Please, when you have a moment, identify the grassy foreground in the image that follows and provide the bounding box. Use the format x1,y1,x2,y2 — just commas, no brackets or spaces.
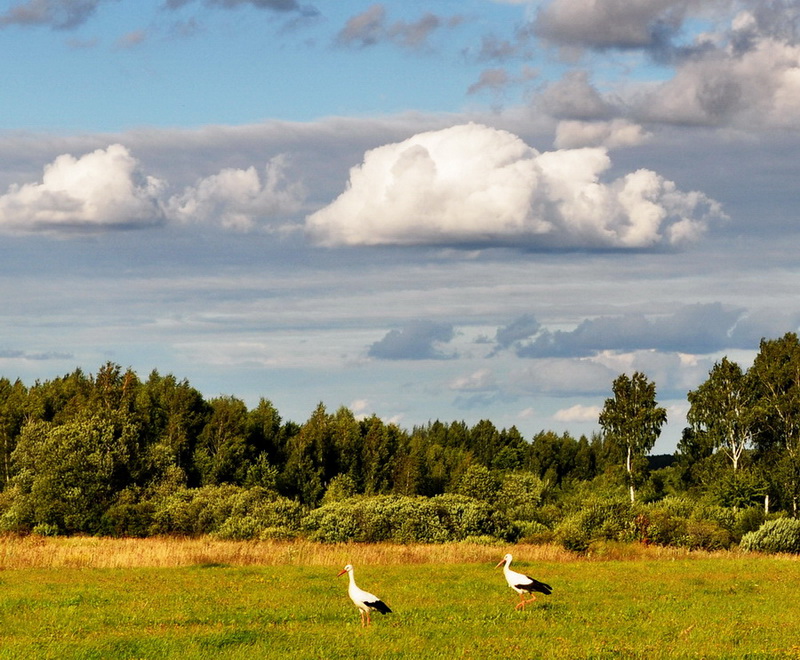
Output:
0,538,799,659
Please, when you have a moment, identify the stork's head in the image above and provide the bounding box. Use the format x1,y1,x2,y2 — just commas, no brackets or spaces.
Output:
496,553,512,568
337,564,353,577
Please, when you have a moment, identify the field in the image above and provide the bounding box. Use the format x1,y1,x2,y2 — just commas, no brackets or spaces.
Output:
0,537,799,659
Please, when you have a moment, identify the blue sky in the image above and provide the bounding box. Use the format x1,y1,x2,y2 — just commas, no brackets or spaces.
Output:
2,0,800,453
4,1,532,130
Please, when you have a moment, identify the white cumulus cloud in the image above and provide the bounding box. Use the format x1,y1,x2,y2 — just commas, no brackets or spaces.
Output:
306,123,725,249
165,155,305,231
0,146,307,236
0,144,165,232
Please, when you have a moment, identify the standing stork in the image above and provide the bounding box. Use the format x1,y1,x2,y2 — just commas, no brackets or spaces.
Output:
496,553,552,610
337,564,392,626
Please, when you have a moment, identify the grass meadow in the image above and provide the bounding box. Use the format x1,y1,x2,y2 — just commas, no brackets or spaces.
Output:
0,537,798,659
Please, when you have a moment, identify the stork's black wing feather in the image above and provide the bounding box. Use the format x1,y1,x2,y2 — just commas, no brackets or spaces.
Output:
366,599,392,614
517,577,552,595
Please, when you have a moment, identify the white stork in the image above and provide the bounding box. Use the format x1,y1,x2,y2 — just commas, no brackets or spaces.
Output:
496,553,552,610
337,564,392,626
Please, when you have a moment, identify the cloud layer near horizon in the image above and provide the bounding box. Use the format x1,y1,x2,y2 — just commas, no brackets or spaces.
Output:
0,124,727,249
305,123,726,249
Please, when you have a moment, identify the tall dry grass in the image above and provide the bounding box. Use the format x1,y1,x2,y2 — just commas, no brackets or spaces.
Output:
0,535,774,570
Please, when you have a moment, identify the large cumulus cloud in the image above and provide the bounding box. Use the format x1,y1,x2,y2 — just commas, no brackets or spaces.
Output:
0,144,305,234
0,144,165,232
305,123,725,249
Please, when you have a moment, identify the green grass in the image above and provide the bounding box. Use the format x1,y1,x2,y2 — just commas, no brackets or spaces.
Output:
0,557,799,659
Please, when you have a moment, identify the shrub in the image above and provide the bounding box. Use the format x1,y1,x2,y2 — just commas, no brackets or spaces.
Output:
555,513,591,553
642,508,688,547
101,488,157,537
31,523,59,537
554,497,635,551
215,516,262,540
455,464,500,501
149,485,304,539
691,504,736,532
684,518,732,550
652,496,696,518
496,472,546,521
321,474,358,505
303,494,514,543
741,518,800,554
150,484,241,535
733,506,766,540
515,520,551,543
638,501,735,550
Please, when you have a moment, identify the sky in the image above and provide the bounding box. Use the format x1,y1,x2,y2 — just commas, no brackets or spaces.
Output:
2,0,800,454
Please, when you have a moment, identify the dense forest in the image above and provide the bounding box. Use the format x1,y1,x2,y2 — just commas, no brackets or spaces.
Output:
2,332,800,553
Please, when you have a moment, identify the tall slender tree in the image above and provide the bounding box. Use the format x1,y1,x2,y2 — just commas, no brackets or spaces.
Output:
599,371,667,503
687,357,753,471
0,378,27,489
748,333,800,514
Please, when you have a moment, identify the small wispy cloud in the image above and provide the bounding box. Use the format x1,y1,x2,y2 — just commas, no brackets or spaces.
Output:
335,4,460,51
553,403,601,423
0,0,105,31
115,29,146,49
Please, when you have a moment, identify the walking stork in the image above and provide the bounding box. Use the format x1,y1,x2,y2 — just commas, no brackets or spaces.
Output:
496,553,552,610
337,564,392,626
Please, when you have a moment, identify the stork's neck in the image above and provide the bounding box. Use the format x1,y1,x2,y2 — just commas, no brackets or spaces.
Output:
347,570,356,587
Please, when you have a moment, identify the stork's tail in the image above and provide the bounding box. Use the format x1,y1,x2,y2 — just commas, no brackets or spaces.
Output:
371,600,392,614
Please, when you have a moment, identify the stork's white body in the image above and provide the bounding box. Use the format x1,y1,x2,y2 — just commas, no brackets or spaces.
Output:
337,564,392,626
496,553,552,610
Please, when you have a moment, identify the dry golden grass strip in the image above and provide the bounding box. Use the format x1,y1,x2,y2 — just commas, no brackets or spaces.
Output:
0,535,783,570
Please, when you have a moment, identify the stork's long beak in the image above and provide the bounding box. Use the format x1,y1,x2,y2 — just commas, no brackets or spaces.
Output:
495,559,506,568
337,569,347,577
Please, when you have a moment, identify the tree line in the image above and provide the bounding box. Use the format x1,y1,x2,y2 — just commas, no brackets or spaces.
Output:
0,332,799,550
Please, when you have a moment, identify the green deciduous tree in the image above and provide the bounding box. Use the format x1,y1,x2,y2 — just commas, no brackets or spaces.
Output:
6,414,138,534
599,371,667,503
361,416,401,495
455,462,500,501
331,406,364,489
527,431,578,486
687,357,753,471
246,398,287,467
194,396,250,486
0,378,28,489
748,333,800,514
137,370,209,485
281,403,336,506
